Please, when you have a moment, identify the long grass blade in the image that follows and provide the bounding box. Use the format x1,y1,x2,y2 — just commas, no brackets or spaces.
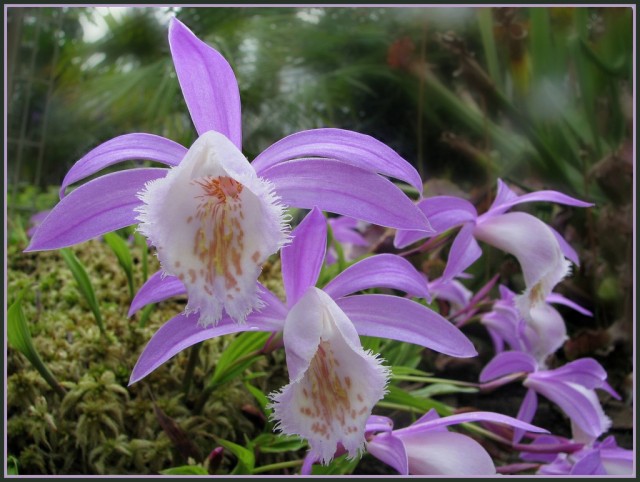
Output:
8,289,66,397
60,247,105,335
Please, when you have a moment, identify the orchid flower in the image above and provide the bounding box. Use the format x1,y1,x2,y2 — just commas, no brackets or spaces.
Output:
358,410,548,475
394,179,592,331
128,207,476,462
481,284,593,364
520,434,634,475
427,275,473,314
26,18,432,325
326,216,371,265
479,352,620,443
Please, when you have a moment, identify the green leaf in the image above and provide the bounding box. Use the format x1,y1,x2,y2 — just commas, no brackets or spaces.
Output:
217,438,255,475
390,366,434,378
210,332,270,387
380,385,453,417
477,8,502,91
310,453,360,475
103,231,134,300
412,383,479,398
160,465,208,475
245,383,270,414
60,248,105,335
7,289,66,397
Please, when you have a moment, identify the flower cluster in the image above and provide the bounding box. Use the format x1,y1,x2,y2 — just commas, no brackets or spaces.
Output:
25,17,631,476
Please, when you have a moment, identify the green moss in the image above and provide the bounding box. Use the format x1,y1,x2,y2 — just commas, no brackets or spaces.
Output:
7,231,289,475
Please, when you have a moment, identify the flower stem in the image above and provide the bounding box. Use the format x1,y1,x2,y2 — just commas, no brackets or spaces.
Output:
252,460,304,475
182,341,203,397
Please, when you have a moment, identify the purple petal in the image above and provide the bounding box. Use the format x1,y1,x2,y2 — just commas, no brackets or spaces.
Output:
60,133,186,198
399,430,496,475
428,277,472,310
546,293,593,316
393,196,477,249
336,294,477,358
129,294,285,384
329,218,369,246
479,351,538,382
169,18,242,148
548,225,580,266
252,128,423,193
514,388,539,443
395,410,547,437
281,207,327,307
26,168,167,252
365,415,394,435
488,178,519,214
533,358,608,389
498,189,594,211
600,448,634,475
442,223,483,281
366,433,409,475
393,226,430,249
571,450,607,475
473,212,568,291
261,158,433,231
417,196,478,234
323,254,431,300
128,271,186,317
524,377,611,439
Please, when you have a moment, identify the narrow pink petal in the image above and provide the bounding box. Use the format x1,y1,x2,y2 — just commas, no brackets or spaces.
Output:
513,388,539,443
26,168,167,252
129,300,284,384
479,351,538,382
533,358,608,389
281,207,326,307
260,158,433,231
60,133,186,198
252,128,423,192
499,189,594,211
128,271,186,317
393,226,430,249
416,196,478,234
548,225,581,266
487,178,519,214
323,254,431,300
396,410,547,437
169,18,242,147
366,433,409,475
442,223,483,281
399,431,496,475
336,294,477,358
546,293,593,316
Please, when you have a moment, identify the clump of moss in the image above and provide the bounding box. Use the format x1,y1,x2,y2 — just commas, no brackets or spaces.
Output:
7,230,290,475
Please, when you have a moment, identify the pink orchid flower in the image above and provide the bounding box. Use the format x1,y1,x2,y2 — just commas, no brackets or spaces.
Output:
26,18,432,325
480,352,619,443
128,207,476,464
394,179,592,334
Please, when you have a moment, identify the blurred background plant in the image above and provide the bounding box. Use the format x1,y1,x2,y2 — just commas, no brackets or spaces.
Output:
5,5,634,475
